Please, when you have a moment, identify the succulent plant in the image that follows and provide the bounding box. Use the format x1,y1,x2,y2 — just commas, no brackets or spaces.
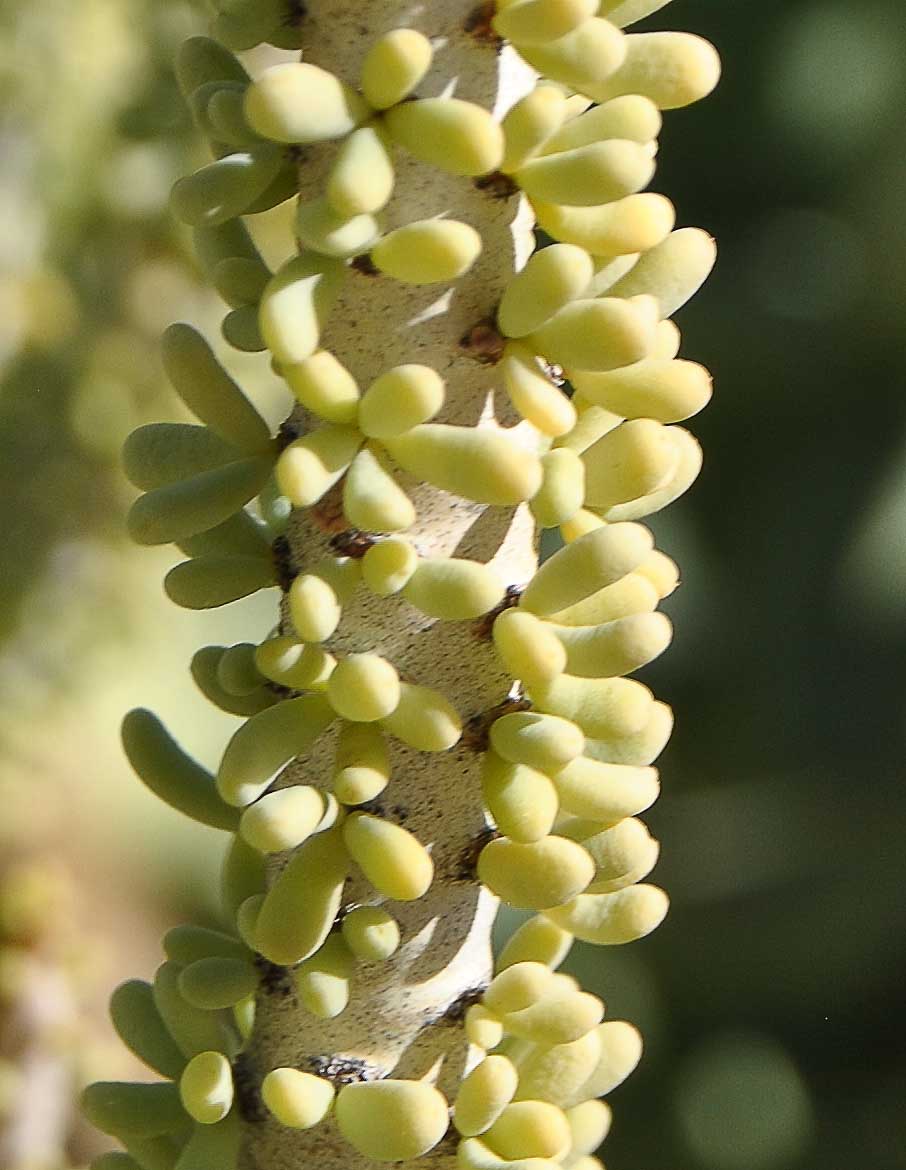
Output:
83,1,719,1166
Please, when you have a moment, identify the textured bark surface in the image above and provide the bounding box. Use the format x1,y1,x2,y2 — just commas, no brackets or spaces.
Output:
242,5,540,1166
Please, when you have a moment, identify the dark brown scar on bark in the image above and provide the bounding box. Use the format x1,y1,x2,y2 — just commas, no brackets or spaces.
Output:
455,826,500,881
310,476,350,533
254,955,296,999
473,583,523,641
342,799,409,826
285,0,307,25
474,171,520,200
462,694,532,753
351,253,380,277
284,144,309,165
232,1051,267,1123
440,985,488,1023
301,1055,382,1085
330,529,377,558
272,534,295,592
276,419,299,451
464,1,503,48
351,797,387,817
459,317,506,364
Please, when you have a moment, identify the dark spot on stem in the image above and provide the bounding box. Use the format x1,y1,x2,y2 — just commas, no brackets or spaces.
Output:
272,534,295,592
441,985,488,1023
301,1054,381,1085
462,694,531,752
455,827,499,880
284,144,308,165
232,1051,267,1122
351,253,380,277
459,317,506,365
309,477,349,533
285,0,307,26
254,954,295,999
474,171,519,200
330,529,377,558
473,583,523,641
464,0,503,48
276,419,299,451
353,797,386,817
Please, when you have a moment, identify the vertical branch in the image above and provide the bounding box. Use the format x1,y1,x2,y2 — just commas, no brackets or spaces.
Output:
83,2,720,1168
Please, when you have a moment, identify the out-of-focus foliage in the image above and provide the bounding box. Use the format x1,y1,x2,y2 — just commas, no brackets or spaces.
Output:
0,0,203,651
0,2,248,1165
2,0,906,1167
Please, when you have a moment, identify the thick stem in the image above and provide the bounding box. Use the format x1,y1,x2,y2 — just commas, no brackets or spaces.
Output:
242,5,539,1166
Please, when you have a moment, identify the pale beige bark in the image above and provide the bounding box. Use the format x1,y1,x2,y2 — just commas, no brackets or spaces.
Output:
241,4,541,1166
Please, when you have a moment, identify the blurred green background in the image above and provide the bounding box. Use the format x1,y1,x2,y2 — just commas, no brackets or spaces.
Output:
1,0,904,1167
